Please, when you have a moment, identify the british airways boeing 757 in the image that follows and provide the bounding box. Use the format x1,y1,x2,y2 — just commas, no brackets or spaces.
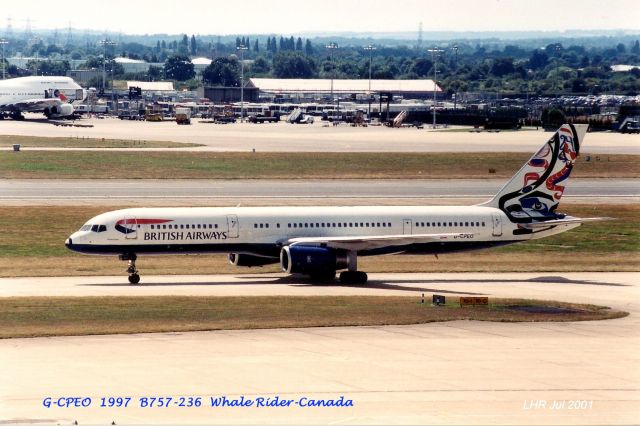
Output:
66,124,604,284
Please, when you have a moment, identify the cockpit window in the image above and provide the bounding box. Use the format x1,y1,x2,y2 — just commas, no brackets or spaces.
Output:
82,224,107,232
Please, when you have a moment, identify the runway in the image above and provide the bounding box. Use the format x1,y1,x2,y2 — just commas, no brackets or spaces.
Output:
0,272,638,425
0,178,636,201
1,118,639,154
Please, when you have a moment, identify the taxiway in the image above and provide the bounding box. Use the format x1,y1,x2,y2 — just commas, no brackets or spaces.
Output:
1,118,639,154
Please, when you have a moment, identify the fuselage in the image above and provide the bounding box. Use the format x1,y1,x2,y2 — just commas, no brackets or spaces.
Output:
65,205,579,258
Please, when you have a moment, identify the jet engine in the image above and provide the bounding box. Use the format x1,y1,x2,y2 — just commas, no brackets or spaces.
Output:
45,103,74,118
280,246,347,276
228,253,278,267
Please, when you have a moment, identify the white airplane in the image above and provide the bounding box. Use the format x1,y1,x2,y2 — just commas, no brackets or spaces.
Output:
0,76,86,120
66,124,604,284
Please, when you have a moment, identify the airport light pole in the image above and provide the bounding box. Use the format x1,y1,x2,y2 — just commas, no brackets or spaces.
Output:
30,37,41,76
554,44,562,98
427,47,444,128
237,44,248,122
364,44,376,118
100,39,116,95
326,42,338,115
0,39,7,80
526,69,533,125
452,44,459,110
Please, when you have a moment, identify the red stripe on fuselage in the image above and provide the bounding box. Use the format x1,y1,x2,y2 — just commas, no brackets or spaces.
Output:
116,218,173,225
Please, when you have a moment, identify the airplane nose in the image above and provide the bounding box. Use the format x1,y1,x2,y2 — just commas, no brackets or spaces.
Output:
65,238,72,247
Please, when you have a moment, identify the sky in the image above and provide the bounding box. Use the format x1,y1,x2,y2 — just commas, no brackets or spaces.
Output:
2,0,639,36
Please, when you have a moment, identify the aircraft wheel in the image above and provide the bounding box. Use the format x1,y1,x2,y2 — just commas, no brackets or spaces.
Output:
128,273,141,284
340,271,368,284
309,271,336,284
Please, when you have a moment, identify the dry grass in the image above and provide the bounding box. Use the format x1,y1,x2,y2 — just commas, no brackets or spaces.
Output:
0,204,637,276
0,296,627,339
0,135,199,148
0,151,637,179
0,251,637,278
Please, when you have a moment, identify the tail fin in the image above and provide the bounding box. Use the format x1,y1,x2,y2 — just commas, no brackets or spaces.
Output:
482,124,588,223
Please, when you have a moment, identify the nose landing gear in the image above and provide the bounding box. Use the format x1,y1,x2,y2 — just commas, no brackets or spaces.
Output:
127,261,140,284
119,253,140,284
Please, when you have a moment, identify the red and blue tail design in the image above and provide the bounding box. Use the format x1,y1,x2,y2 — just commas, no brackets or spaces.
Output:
483,124,588,223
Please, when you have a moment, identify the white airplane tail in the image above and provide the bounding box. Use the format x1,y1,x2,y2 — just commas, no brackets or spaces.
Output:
482,124,588,223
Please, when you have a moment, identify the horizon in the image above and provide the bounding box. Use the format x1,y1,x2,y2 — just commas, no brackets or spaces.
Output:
6,28,640,39
1,0,638,37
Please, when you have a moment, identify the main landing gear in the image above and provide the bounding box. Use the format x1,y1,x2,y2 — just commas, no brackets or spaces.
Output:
339,251,368,284
119,253,140,284
340,270,368,284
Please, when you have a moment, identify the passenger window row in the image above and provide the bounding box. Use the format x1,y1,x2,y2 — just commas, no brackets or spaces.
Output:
150,224,219,230
287,222,392,229
415,221,486,227
254,223,281,229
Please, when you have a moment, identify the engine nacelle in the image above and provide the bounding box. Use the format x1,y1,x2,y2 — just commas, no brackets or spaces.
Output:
228,253,278,268
280,246,347,275
46,103,74,118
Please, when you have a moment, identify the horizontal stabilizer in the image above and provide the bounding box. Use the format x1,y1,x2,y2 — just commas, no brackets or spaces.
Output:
519,217,612,229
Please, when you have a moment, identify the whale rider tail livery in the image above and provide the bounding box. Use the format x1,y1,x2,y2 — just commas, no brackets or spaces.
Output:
65,124,608,284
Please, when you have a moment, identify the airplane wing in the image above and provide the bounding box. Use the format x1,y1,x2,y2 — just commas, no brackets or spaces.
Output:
5,98,66,112
286,232,474,251
519,217,612,229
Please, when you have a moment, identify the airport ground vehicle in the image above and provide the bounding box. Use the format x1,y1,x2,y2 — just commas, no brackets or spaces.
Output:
618,118,640,133
248,114,279,123
175,107,192,125
118,110,143,120
286,109,314,124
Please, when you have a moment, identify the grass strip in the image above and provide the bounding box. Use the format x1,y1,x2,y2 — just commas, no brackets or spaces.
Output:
0,152,637,179
0,135,200,149
0,296,627,339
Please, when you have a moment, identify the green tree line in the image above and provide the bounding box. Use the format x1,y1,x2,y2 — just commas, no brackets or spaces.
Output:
1,33,638,94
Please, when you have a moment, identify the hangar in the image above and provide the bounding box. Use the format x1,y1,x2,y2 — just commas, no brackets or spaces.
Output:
247,78,442,100
125,81,174,92
204,78,441,103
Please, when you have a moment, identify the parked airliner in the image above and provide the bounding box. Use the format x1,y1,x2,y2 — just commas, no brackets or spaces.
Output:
0,76,86,120
66,124,603,284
